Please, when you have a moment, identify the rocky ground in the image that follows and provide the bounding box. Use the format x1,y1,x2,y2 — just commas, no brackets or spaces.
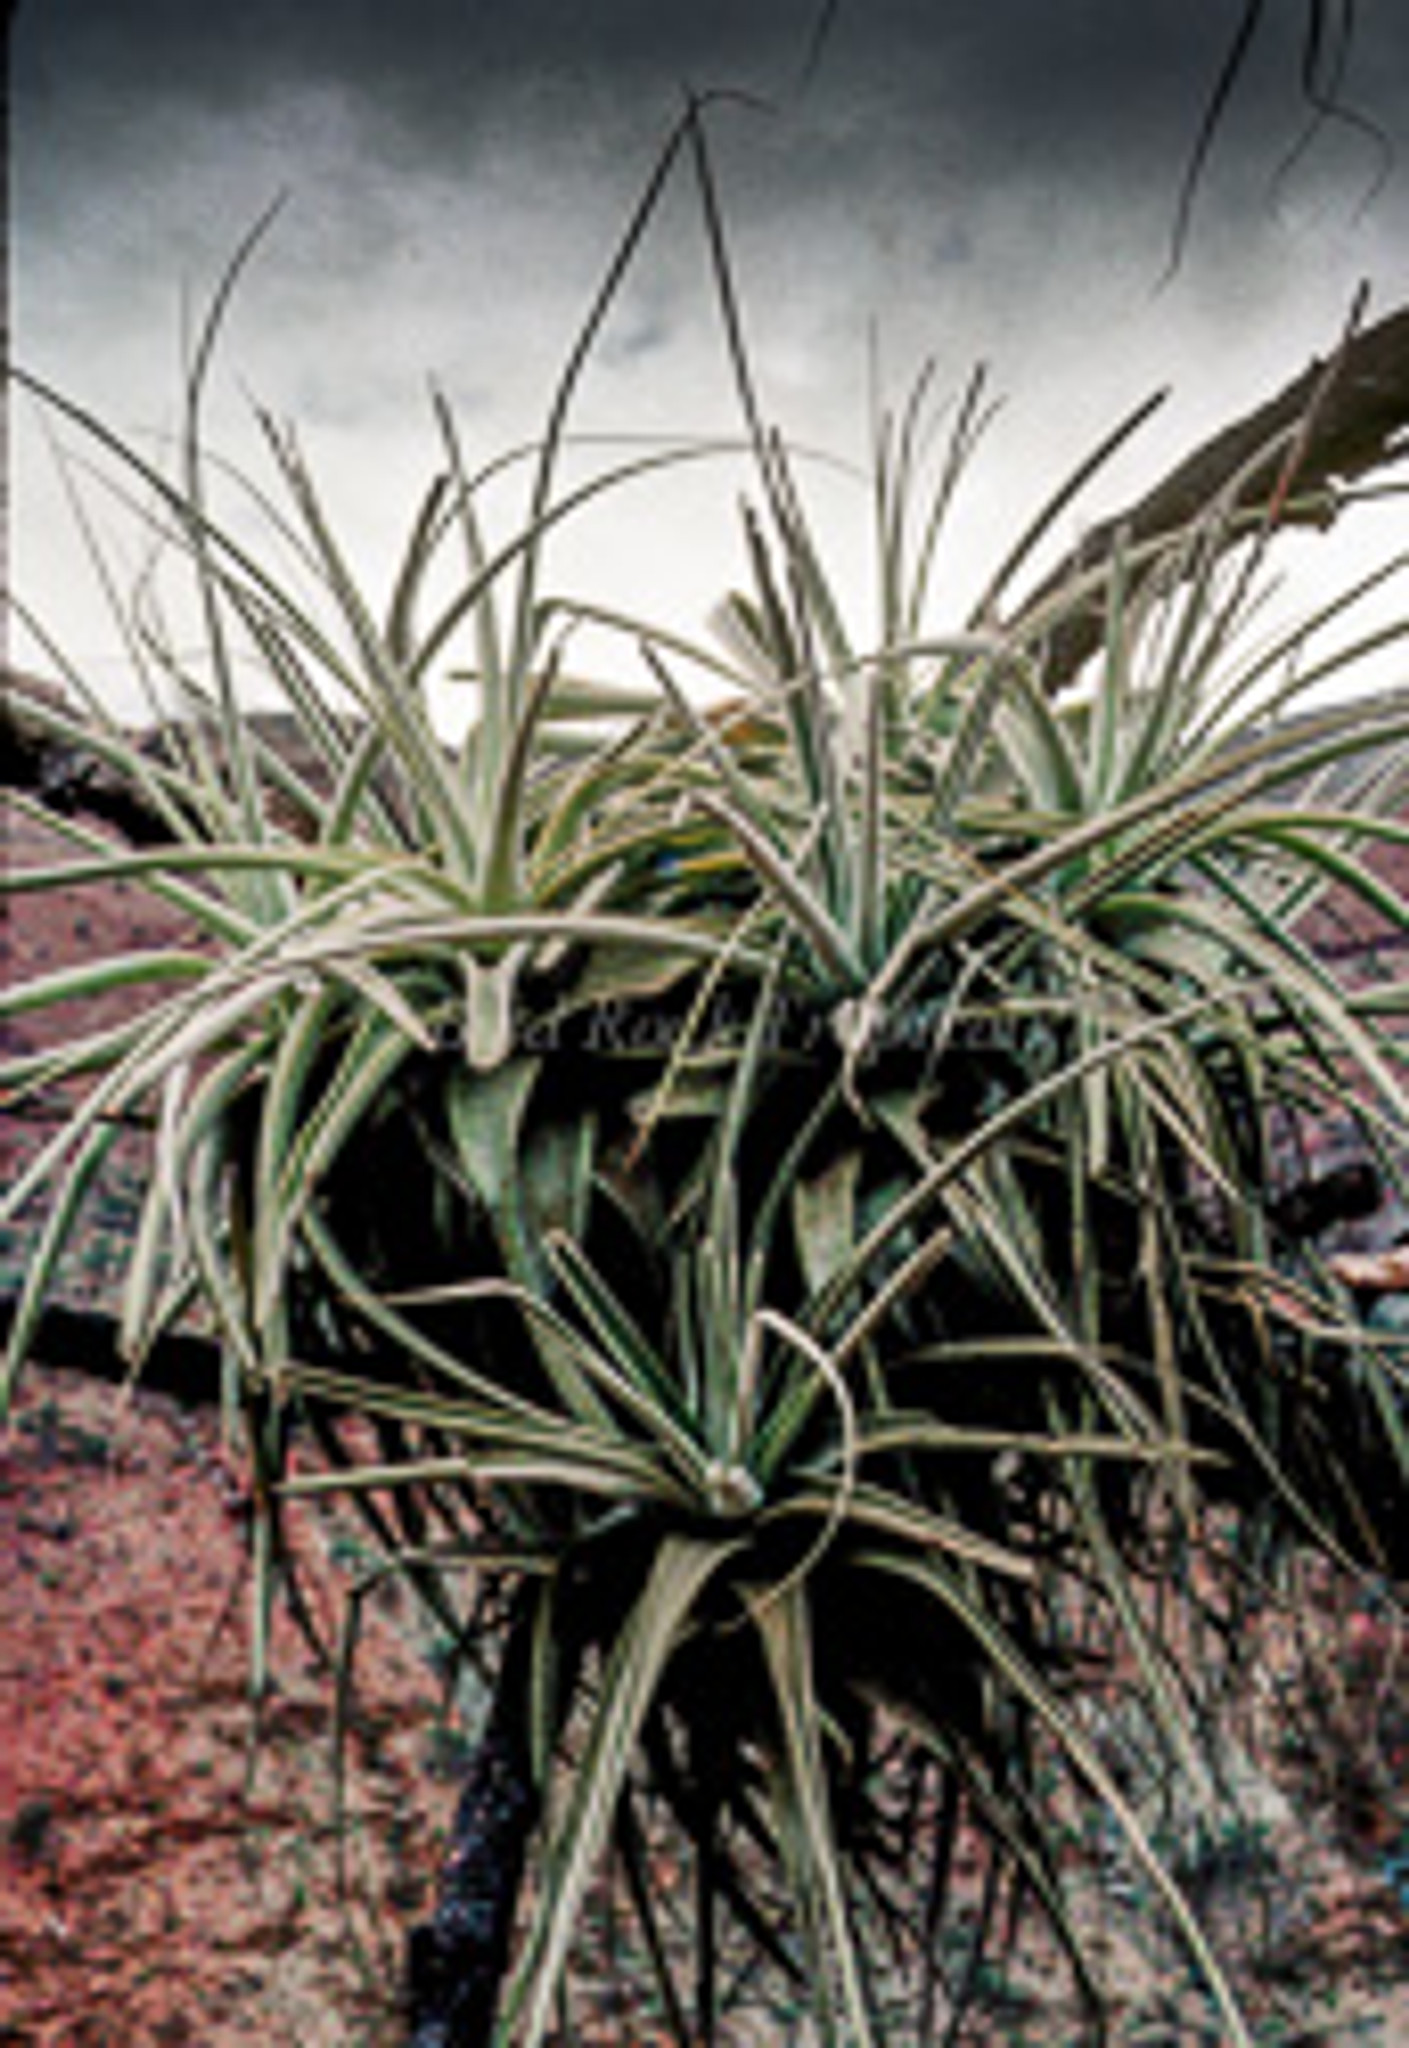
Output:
1,1362,445,2046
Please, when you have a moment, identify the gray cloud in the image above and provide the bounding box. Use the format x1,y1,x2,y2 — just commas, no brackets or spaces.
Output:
19,0,1407,410
21,2,1408,199
17,0,1408,355
13,0,1408,708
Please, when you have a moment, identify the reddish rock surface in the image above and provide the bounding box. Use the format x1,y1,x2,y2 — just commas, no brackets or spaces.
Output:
1,1363,443,2046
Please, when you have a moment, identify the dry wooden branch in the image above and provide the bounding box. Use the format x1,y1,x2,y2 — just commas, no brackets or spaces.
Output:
1019,300,1409,692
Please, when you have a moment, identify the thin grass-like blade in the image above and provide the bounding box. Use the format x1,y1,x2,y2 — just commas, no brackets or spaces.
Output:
751,1581,875,2048
861,1549,1254,2048
502,1534,728,2048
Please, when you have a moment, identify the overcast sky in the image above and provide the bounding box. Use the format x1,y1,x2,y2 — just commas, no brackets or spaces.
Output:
11,1,1409,715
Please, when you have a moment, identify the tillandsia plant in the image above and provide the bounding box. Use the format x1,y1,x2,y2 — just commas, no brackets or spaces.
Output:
4,99,1409,2047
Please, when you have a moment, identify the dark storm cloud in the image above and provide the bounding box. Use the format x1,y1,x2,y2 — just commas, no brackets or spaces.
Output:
16,0,1408,471
16,0,805,129
17,2,1401,159
13,0,1408,712
19,0,1408,276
